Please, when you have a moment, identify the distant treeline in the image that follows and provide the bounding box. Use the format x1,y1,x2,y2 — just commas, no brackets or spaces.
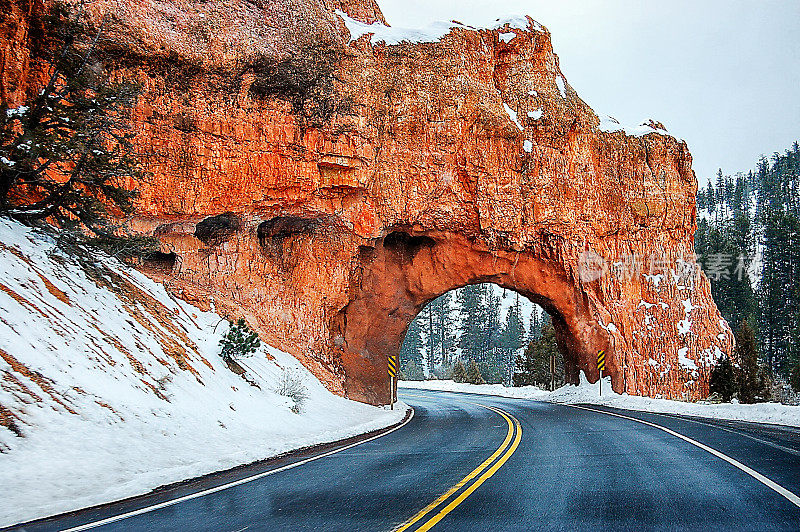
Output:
399,284,542,384
696,141,800,381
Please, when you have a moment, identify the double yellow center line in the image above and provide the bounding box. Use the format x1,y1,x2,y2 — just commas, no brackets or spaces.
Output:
394,403,523,532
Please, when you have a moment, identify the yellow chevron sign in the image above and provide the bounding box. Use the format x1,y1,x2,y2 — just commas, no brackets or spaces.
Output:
597,350,606,371
388,355,398,377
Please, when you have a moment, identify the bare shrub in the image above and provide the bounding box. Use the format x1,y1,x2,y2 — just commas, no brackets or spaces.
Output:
275,368,308,414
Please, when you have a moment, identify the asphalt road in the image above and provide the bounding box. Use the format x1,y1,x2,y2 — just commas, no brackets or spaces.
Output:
9,389,800,531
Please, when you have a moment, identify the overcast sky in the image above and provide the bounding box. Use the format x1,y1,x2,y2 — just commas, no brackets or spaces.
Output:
377,0,800,183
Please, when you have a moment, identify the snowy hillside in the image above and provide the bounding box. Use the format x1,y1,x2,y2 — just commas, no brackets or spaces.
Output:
0,219,405,527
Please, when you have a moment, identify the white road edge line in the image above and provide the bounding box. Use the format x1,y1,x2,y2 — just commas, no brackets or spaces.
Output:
60,408,415,532
649,411,800,457
569,405,800,509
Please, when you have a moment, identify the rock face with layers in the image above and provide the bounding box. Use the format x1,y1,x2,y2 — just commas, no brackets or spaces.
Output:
2,0,733,404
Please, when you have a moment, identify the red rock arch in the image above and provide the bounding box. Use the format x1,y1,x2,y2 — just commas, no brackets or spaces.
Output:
337,229,610,403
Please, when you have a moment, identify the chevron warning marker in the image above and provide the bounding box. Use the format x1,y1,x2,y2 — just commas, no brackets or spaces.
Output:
388,355,398,378
597,350,606,371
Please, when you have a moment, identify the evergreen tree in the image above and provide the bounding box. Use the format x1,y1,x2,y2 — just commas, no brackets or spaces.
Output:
456,283,502,370
483,286,503,369
790,364,800,393
514,322,562,388
709,357,736,402
464,359,485,385
698,142,800,382
400,316,424,369
495,295,526,385
477,361,503,384
694,172,756,329
0,5,149,254
219,319,261,364
426,293,457,368
456,284,483,363
452,359,467,383
399,359,425,381
416,304,436,374
759,209,800,375
735,320,771,403
528,307,542,340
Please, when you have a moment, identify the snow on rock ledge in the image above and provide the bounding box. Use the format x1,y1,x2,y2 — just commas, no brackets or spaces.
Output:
0,218,405,528
337,9,543,45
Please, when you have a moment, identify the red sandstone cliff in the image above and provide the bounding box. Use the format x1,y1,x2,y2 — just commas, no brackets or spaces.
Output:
2,0,733,404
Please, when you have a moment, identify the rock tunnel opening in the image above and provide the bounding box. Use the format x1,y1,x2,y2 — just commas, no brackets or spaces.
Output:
335,230,615,405
397,284,570,391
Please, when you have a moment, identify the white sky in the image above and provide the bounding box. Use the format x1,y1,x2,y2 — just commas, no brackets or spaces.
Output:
377,0,800,183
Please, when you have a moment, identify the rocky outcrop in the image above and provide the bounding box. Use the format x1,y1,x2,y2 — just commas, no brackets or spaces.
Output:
2,0,733,404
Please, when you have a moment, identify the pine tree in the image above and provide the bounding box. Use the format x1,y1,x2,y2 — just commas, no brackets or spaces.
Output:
494,294,526,385
440,291,459,366
698,141,800,381
456,284,484,363
483,285,503,370
399,359,425,381
759,196,800,375
790,364,800,393
735,320,771,403
514,321,562,388
528,307,542,340
416,304,436,374
709,357,736,402
219,319,261,364
464,359,485,385
400,316,425,369
452,359,467,383
0,5,151,256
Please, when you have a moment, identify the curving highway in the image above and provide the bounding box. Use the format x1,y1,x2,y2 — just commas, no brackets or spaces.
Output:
7,389,800,531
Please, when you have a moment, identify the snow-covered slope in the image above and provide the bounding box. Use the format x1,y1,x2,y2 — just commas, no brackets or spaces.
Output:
400,375,800,427
0,218,405,527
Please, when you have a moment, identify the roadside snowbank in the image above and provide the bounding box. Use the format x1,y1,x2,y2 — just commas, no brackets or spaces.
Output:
400,374,800,427
399,379,549,399
0,219,405,527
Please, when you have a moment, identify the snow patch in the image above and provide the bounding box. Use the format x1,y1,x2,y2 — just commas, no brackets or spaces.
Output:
5,105,28,117
643,273,664,287
526,108,543,120
523,140,533,153
600,321,619,334
677,319,692,336
503,103,524,131
499,31,515,43
678,347,698,370
399,380,548,400
337,10,466,44
555,75,566,98
487,15,540,32
598,115,670,137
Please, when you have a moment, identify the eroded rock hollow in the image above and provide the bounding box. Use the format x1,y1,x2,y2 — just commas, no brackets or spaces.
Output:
2,0,734,403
